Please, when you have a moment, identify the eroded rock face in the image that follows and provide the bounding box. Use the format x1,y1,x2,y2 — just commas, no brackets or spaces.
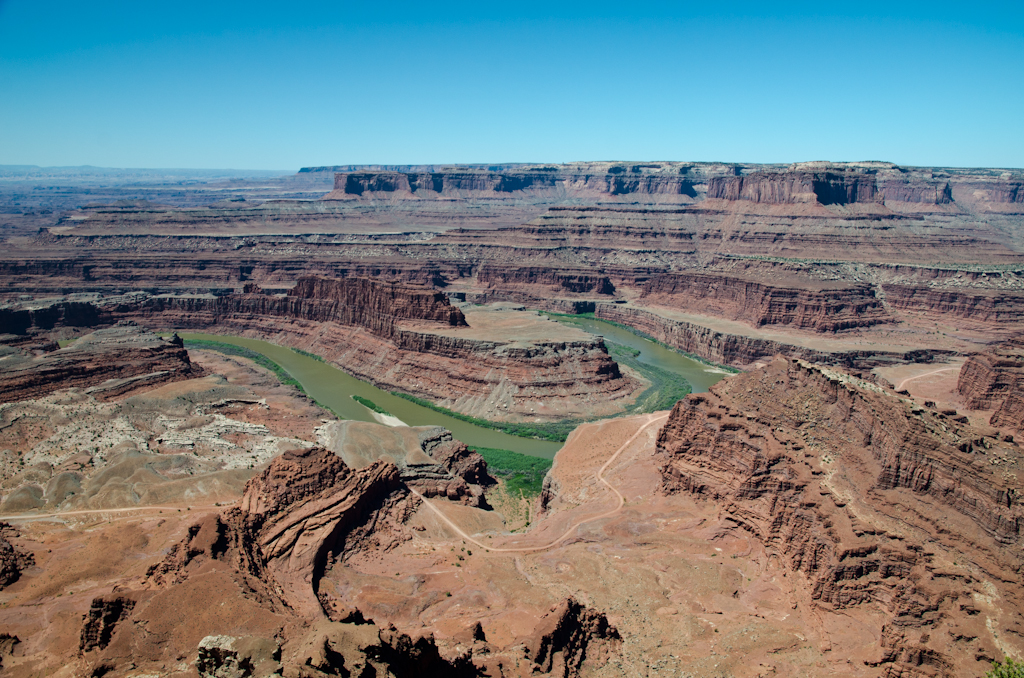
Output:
958,337,1024,407
138,444,619,678
641,272,892,331
594,303,950,369
196,635,282,678
148,448,410,617
707,170,879,205
524,597,621,678
99,286,638,423
0,322,197,403
657,357,1023,676
80,596,136,653
0,523,33,589
290,619,477,677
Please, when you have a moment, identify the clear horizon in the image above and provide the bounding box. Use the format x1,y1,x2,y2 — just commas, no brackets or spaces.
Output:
2,1,1022,170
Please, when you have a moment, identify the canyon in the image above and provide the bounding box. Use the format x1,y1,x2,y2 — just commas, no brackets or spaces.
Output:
1,160,1023,676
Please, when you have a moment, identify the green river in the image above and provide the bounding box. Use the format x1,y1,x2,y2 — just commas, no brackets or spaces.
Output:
180,319,727,460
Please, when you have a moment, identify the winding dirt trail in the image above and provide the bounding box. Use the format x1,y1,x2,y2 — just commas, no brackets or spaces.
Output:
411,412,669,554
896,367,959,392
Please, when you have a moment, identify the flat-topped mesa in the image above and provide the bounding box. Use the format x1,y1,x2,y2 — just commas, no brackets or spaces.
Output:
0,322,197,403
706,170,879,205
330,170,561,197
287,275,467,334
656,356,1022,675
640,272,893,332
326,163,707,200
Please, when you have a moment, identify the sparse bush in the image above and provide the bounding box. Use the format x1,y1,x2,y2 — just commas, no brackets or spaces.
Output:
986,658,1024,678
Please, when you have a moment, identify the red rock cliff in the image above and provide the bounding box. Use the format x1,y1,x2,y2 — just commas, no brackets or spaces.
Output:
707,170,878,204
958,337,1024,436
641,272,892,332
0,322,197,403
657,357,1022,675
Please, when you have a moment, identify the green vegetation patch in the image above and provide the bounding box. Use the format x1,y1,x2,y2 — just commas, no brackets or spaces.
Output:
608,341,693,413
184,339,337,416
545,311,740,373
352,395,393,416
293,348,325,362
471,446,552,497
184,339,305,390
389,392,579,442
986,658,1024,678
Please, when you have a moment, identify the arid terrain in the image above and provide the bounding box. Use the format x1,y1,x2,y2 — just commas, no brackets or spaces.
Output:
0,161,1022,677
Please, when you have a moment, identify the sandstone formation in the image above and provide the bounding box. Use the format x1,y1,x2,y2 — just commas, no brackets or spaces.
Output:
19,279,642,423
657,356,1022,676
64,438,620,677
4,160,1023,383
706,169,879,205
0,322,198,403
958,336,1024,436
320,422,492,505
147,448,410,617
640,272,892,331
958,337,1024,410
593,302,950,370
0,524,33,589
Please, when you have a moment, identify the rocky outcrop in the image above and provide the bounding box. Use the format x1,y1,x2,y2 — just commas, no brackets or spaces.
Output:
0,322,197,403
287,276,467,331
878,178,953,204
288,620,477,677
330,170,561,198
657,357,1022,676
707,170,878,204
196,635,283,678
97,286,638,422
142,444,620,678
80,596,137,652
319,421,493,506
148,448,411,617
640,273,893,331
0,523,33,588
0,301,111,334
992,392,1024,437
524,597,621,677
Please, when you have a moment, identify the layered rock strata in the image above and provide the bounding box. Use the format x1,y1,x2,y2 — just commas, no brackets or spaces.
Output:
594,303,949,369
148,448,410,617
640,272,892,331
74,279,638,421
132,444,620,677
958,337,1024,436
707,170,879,204
0,322,197,403
883,284,1024,323
657,357,1023,676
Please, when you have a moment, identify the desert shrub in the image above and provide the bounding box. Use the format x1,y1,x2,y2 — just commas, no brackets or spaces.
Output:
987,658,1024,678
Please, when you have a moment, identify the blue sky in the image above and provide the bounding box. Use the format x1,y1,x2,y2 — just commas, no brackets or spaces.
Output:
1,1,1022,170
